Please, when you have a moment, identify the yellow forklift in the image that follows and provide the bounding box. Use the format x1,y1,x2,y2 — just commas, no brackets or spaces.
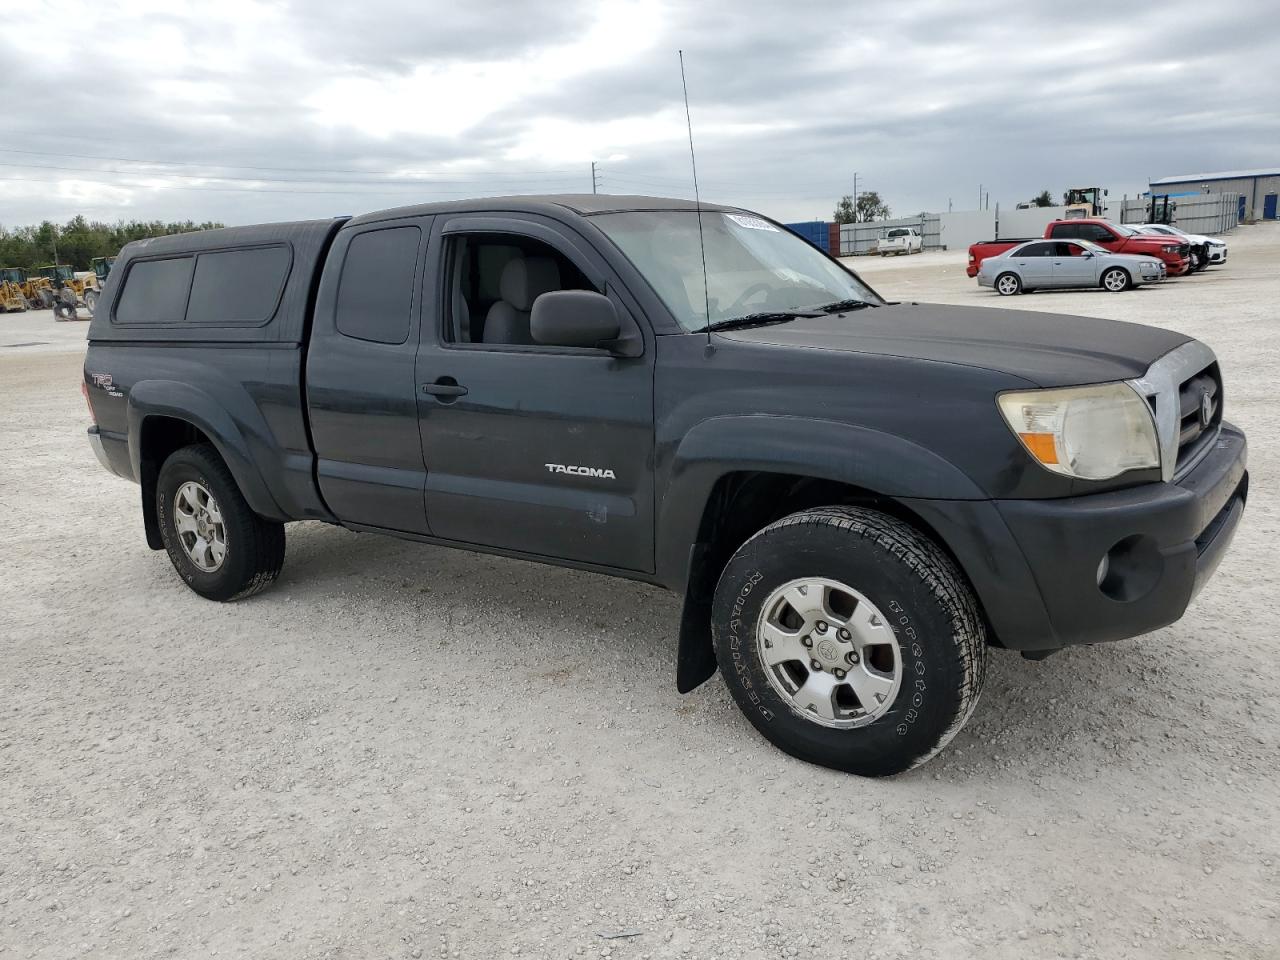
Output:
36,264,96,315
0,267,29,312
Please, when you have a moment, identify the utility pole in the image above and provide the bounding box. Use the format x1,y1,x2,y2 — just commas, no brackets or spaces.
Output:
591,161,600,195
978,184,982,211
852,172,859,222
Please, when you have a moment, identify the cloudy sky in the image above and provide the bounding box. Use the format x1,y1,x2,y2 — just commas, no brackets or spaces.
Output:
2,0,1276,228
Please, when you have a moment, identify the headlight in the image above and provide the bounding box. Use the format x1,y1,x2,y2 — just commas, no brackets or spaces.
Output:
1143,261,1158,269
997,383,1159,480
1162,245,1179,254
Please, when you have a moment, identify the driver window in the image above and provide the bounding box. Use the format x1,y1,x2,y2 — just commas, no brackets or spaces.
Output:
445,234,597,346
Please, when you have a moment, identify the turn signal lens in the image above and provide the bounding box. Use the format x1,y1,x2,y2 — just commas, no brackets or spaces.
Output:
998,382,1159,480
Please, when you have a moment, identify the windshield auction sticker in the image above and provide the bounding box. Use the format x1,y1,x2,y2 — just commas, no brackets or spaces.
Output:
726,214,779,232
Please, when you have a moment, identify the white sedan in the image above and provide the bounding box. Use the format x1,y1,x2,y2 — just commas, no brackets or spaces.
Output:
977,238,1166,295
1132,223,1227,268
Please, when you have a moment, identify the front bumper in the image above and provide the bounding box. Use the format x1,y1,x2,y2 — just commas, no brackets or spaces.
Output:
905,423,1247,651
1137,262,1167,284
1164,255,1192,276
1209,246,1227,263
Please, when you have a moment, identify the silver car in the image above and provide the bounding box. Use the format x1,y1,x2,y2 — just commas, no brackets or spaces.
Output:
977,238,1166,295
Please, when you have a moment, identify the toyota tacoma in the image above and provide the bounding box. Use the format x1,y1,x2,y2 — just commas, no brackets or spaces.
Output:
82,195,1248,776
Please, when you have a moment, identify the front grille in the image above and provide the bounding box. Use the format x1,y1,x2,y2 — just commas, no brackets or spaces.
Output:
1177,243,1190,257
1174,364,1221,474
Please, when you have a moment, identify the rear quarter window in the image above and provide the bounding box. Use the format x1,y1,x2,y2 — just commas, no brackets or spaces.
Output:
113,244,292,326
113,257,194,324
186,246,292,325
335,226,421,345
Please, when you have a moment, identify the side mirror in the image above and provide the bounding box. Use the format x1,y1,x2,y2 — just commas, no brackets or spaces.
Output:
531,290,634,354
1082,251,1094,258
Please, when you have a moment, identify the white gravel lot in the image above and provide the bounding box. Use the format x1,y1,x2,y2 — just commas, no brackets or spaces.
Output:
2,224,1278,959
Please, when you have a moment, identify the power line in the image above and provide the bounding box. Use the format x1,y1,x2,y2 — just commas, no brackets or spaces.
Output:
0,172,580,198
0,146,581,179
0,158,584,189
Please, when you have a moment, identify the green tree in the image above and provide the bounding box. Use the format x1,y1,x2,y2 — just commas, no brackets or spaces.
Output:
1032,190,1053,207
854,191,890,222
833,195,856,224
0,216,224,270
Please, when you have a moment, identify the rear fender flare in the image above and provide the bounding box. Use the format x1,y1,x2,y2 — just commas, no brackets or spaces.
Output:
127,381,285,523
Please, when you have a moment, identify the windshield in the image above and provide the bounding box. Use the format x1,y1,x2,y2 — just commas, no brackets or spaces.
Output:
593,210,880,332
1110,223,1137,236
1076,239,1107,253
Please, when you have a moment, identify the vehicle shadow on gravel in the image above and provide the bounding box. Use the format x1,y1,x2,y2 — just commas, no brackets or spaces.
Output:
279,521,1186,780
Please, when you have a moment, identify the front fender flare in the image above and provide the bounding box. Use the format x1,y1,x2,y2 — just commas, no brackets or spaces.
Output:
659,415,988,693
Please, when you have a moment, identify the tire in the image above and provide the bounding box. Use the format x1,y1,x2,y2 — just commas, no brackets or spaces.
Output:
156,443,285,601
1101,267,1130,292
995,272,1021,296
1194,247,1210,272
711,506,988,777
38,288,55,309
84,289,98,315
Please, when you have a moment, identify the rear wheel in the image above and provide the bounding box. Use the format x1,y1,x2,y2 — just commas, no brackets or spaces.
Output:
157,443,285,601
995,272,1021,296
83,289,98,315
711,506,988,777
1101,267,1130,292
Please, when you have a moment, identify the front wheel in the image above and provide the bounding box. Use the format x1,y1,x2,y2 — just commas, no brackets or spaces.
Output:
1101,267,1130,292
711,507,988,777
83,289,98,315
157,443,285,601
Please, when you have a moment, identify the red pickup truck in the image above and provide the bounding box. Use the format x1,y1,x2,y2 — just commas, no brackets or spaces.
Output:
968,219,1191,278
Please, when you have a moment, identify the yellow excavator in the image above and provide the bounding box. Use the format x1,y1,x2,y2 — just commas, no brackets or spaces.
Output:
0,267,29,312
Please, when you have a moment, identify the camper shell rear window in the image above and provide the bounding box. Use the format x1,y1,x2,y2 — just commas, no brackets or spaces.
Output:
113,244,292,326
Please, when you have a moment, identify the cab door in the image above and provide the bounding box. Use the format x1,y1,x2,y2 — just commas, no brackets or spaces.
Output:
415,214,656,573
306,217,433,534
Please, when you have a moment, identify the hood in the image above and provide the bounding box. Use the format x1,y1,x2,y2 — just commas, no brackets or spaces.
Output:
1116,232,1172,245
716,303,1191,386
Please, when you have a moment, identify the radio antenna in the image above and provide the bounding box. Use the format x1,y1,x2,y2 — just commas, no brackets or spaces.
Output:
678,49,712,346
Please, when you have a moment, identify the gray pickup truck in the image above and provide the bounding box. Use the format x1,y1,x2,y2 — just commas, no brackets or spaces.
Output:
82,195,1247,776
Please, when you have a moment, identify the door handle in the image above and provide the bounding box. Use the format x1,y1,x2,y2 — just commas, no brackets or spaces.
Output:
422,378,468,400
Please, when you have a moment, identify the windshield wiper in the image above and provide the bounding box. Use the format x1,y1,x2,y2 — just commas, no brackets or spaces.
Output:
812,298,873,314
700,310,821,333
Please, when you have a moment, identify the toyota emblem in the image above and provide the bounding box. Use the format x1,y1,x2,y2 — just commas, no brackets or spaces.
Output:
1199,390,1213,428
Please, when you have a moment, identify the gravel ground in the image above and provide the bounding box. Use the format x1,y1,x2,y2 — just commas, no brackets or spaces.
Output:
2,225,1278,959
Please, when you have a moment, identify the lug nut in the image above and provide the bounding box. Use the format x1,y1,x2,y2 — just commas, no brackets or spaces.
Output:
846,651,860,664
801,635,812,648
834,668,846,679
816,621,828,634
810,660,823,671
838,628,851,641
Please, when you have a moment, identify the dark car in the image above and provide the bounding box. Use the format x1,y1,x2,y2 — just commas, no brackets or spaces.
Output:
82,195,1247,777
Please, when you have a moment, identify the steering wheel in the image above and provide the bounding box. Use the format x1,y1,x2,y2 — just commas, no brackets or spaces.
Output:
724,282,772,315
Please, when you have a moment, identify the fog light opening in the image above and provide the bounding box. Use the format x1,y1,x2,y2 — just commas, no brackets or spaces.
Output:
1098,535,1163,603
